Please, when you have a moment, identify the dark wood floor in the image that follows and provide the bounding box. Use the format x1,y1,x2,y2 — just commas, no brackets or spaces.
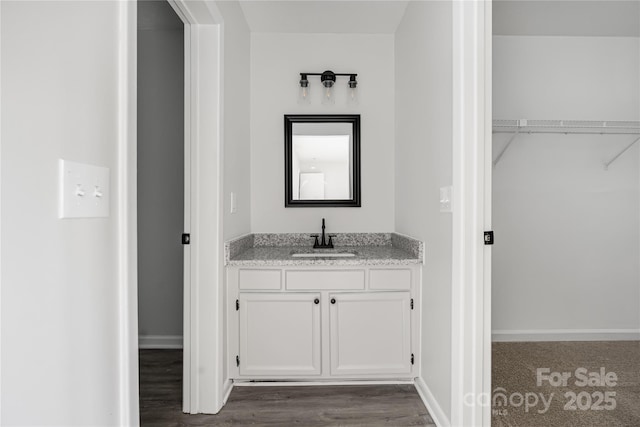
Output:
139,349,435,426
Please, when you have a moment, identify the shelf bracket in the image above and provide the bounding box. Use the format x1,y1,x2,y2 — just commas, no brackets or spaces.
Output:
604,135,640,170
493,128,521,167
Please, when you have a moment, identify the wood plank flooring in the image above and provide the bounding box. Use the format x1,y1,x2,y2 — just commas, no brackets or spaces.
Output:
139,349,435,426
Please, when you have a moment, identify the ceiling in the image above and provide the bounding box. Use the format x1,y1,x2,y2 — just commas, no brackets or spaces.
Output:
236,0,639,37
294,135,350,163
293,122,352,163
493,0,640,37
238,0,409,34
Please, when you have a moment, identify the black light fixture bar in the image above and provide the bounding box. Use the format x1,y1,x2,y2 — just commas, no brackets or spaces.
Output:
300,71,357,87
300,72,358,77
299,70,358,105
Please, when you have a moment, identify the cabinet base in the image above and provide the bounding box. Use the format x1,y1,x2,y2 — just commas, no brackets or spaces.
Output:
232,378,417,386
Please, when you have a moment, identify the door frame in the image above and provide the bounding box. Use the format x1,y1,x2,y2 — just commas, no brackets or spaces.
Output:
0,2,4,423
119,0,225,423
118,0,494,423
450,1,492,426
482,3,493,426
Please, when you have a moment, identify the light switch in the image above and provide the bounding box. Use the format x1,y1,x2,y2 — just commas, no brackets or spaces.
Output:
230,192,237,214
439,186,453,213
59,159,110,218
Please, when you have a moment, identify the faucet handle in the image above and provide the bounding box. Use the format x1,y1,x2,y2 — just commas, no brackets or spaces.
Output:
310,234,320,248
327,234,336,248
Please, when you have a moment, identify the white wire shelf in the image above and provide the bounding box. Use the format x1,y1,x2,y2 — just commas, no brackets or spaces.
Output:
492,119,640,169
493,119,640,135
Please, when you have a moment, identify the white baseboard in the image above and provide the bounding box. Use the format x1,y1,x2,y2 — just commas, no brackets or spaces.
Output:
492,329,640,342
414,377,450,427
138,335,183,349
222,379,233,406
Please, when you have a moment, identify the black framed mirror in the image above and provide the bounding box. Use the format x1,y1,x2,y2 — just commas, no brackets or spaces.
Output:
284,114,361,207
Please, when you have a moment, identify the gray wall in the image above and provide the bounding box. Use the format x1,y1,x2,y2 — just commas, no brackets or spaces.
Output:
2,2,123,424
218,0,252,241
395,1,453,422
137,0,184,344
492,36,640,339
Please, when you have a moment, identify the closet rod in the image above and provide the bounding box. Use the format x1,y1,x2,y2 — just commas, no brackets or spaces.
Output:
493,130,640,135
493,119,640,135
493,119,640,168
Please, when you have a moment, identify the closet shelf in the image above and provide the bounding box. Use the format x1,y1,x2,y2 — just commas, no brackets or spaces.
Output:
492,119,640,169
493,119,640,135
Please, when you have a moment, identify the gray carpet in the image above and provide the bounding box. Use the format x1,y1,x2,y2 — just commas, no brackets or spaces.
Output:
492,341,640,426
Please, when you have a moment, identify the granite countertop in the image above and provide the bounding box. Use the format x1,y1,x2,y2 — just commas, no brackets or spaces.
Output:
225,233,423,267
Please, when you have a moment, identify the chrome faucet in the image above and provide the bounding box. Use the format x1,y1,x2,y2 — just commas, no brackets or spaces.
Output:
311,218,335,249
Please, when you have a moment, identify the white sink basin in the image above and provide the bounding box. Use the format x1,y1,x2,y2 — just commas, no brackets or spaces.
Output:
291,251,356,258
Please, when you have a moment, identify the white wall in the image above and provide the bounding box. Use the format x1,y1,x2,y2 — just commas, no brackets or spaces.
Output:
1,1,122,425
250,33,395,233
219,0,251,241
217,0,251,393
137,0,184,345
297,160,350,199
492,36,640,339
292,147,300,199
395,1,453,424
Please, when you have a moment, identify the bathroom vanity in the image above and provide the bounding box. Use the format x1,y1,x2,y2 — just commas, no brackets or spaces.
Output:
225,233,423,382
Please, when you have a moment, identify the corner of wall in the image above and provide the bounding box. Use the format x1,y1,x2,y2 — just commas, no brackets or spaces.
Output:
414,377,451,427
394,0,454,423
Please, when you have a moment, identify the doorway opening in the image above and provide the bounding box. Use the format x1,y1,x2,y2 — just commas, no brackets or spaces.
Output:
490,2,640,426
136,0,187,420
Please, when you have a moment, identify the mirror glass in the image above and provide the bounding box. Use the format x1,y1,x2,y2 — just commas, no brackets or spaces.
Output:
285,115,360,207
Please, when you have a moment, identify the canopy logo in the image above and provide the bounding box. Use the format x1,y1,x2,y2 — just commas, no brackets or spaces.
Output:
465,366,619,416
537,367,617,411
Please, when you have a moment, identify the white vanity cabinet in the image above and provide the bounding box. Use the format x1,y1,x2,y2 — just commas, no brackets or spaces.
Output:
238,292,321,376
227,266,420,381
329,291,412,376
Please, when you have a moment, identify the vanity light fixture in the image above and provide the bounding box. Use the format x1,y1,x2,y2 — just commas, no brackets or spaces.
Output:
298,71,358,105
347,74,358,105
298,74,310,105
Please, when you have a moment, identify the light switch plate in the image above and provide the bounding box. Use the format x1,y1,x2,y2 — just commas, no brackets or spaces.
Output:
230,192,237,214
439,186,453,213
59,159,110,218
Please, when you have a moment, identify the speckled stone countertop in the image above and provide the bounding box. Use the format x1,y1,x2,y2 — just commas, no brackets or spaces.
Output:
225,233,423,267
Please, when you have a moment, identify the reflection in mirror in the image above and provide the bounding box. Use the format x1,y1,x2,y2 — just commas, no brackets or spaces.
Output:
285,115,360,207
293,123,352,200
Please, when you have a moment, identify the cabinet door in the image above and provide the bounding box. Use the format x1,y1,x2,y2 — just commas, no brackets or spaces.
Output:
329,292,411,376
239,292,321,376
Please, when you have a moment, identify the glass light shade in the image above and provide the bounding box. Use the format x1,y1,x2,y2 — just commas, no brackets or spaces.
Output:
298,84,310,105
348,86,359,105
321,85,335,105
